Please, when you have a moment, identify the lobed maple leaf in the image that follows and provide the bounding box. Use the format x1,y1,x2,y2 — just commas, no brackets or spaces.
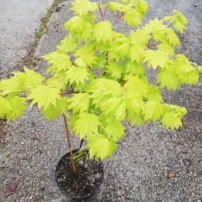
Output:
74,44,97,67
157,64,180,90
105,60,125,79
65,66,89,85
0,97,12,118
144,50,171,69
124,10,141,27
44,52,71,74
68,93,90,113
73,113,100,138
5,96,26,120
144,100,164,121
27,85,61,110
94,21,113,43
87,134,117,160
161,112,182,130
64,16,93,40
105,120,124,142
71,0,98,16
56,35,78,54
41,97,69,120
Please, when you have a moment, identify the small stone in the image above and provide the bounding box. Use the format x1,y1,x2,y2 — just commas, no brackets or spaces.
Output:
194,4,197,7
40,187,45,191
117,190,122,196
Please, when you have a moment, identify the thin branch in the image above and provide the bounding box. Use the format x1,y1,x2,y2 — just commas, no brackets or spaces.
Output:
97,3,104,20
79,139,84,149
167,13,181,28
60,91,74,96
63,114,77,174
148,42,159,49
112,11,119,25
91,18,97,23
70,55,77,66
70,85,75,93
103,3,109,18
113,12,125,25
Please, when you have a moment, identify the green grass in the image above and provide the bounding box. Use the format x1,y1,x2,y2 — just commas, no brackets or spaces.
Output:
23,57,37,66
36,0,62,40
37,24,46,38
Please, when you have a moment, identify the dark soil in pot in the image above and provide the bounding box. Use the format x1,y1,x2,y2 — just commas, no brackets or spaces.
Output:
55,150,103,201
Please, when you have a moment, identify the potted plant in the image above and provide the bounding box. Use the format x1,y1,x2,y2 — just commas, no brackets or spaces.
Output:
0,0,202,200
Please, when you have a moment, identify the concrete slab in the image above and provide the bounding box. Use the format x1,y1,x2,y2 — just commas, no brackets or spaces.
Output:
0,0,54,78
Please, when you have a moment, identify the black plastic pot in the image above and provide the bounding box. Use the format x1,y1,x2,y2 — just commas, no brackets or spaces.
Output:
55,149,104,201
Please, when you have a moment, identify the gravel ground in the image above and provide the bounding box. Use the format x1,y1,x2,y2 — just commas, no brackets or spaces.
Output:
0,0,202,202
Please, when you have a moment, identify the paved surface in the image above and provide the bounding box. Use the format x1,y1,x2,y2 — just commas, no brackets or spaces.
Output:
0,0,54,78
0,0,202,202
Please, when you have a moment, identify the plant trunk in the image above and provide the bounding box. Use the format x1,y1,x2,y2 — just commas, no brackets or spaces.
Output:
63,114,77,174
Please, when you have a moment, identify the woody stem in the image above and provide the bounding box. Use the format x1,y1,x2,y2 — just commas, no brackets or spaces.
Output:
63,114,77,174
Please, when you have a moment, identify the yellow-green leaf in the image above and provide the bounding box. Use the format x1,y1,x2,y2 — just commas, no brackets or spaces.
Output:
23,68,45,89
0,97,12,118
68,93,90,113
74,44,97,67
127,110,145,126
27,85,61,109
176,62,199,85
125,60,145,77
94,21,113,43
101,97,126,121
129,32,146,63
157,64,180,90
109,37,130,59
143,19,168,42
158,41,175,55
108,2,123,12
66,66,89,85
137,0,148,15
5,96,27,120
56,35,78,53
144,50,171,69
64,16,93,40
41,97,69,120
87,134,117,160
144,100,164,121
88,78,122,97
0,77,23,96
124,10,141,27
105,61,125,79
105,120,125,142
166,28,180,46
73,113,100,138
161,112,182,130
125,90,144,114
123,75,149,96
71,0,98,16
173,21,186,34
43,52,71,74
146,85,163,102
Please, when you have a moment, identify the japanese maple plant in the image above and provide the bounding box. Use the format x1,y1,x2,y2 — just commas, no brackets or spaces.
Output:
0,0,202,174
